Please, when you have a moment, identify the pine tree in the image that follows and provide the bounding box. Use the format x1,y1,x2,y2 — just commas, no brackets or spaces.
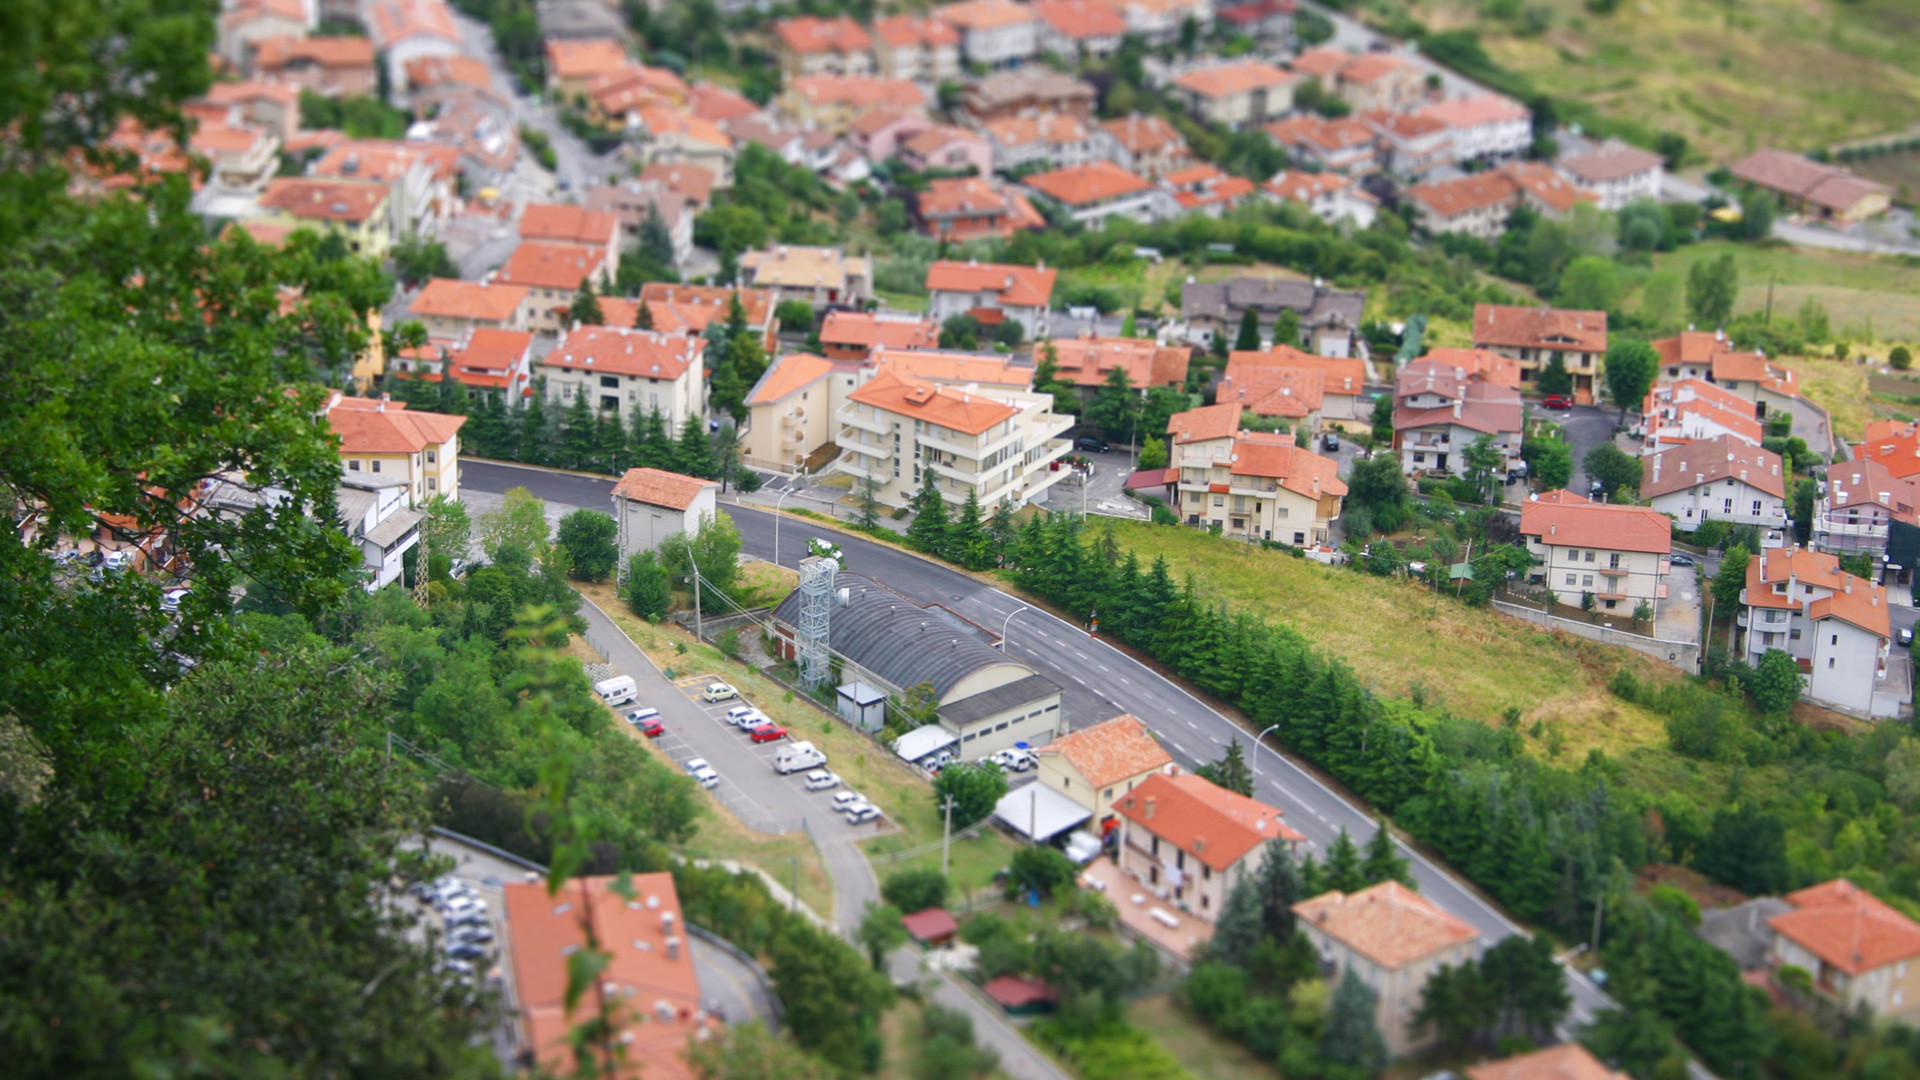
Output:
675,412,715,478
1321,973,1390,1078
639,202,674,268
857,475,882,530
1197,739,1253,796
633,299,655,330
436,371,472,416
987,499,1017,553
1210,874,1266,967
469,393,509,458
568,281,604,326
905,471,950,555
1234,307,1262,352
1361,821,1413,888
709,355,747,423
1324,829,1365,894
518,383,552,465
636,406,675,470
596,415,630,475
1299,852,1326,898
1252,840,1304,940
559,392,597,470
947,489,990,568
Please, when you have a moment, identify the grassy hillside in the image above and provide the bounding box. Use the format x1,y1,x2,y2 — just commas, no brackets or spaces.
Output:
1097,520,1681,761
1381,0,1920,161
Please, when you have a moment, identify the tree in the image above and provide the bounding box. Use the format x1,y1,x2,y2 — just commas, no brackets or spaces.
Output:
1007,846,1079,900
1750,648,1803,713
1479,935,1570,1042
390,233,457,284
1369,393,1395,443
883,869,951,914
1210,872,1267,964
1414,961,1495,1051
1739,189,1776,241
946,489,992,570
569,280,605,326
1580,1009,1684,1080
1347,453,1410,531
993,319,1025,349
1086,364,1142,443
635,406,675,469
478,485,550,559
857,475,883,530
1557,254,1623,312
1537,354,1574,397
1323,829,1365,894
658,511,744,609
1195,738,1253,796
1361,822,1412,887
1139,435,1168,470
1893,345,1913,371
856,902,908,970
1522,435,1573,490
1461,434,1507,504
931,762,1008,828
1321,974,1390,1079
559,391,598,470
519,384,553,464
1695,804,1790,895
555,508,619,581
1234,307,1262,351
916,1003,999,1080
1687,253,1738,329
685,1020,839,1080
633,299,655,329
419,494,472,579
1711,543,1751,610
1582,442,1641,499
1603,338,1660,428
1272,308,1302,348
676,411,716,478
939,313,981,350
625,550,673,620
906,472,951,555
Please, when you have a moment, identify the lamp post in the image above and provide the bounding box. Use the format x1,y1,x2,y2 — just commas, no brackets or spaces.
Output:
772,482,801,568
1248,722,1285,783
999,605,1031,652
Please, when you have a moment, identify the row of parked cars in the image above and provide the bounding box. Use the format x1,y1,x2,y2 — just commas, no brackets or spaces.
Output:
414,876,496,976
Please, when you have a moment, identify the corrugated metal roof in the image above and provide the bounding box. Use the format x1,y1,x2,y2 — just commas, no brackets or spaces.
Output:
772,574,1022,699
939,673,1060,727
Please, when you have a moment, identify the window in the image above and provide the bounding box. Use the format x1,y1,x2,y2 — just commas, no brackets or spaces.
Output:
1104,789,1112,800
1753,501,1763,514
1582,574,1593,587
1829,657,1836,669
347,460,361,471
1609,554,1621,569
1176,850,1185,870
1565,573,1577,586
1584,550,1596,563
599,375,618,389
1724,499,1734,513
1150,835,1158,856
1833,634,1840,646
371,460,381,473
1790,628,1801,640
426,449,436,464
1213,495,1224,507
427,478,437,491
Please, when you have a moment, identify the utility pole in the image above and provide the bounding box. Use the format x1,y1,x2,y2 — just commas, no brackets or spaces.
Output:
1590,891,1605,955
692,565,703,641
941,796,957,877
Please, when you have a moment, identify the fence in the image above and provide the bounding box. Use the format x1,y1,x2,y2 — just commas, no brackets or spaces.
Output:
1492,599,1702,671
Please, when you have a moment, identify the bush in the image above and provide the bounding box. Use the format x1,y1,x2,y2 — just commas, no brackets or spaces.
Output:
881,868,950,913
1031,1022,1192,1080
1894,346,1913,371
555,508,619,581
1007,846,1079,900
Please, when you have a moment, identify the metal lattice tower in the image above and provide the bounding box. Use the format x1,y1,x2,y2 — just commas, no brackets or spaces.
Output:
796,556,837,689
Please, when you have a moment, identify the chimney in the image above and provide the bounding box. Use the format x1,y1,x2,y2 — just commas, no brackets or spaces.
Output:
666,935,681,960
1144,796,1156,819
662,910,676,933
1453,399,1462,419
1193,835,1206,854
1550,522,1557,536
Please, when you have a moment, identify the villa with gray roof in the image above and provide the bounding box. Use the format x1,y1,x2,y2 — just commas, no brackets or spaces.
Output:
768,573,1064,759
1180,276,1367,356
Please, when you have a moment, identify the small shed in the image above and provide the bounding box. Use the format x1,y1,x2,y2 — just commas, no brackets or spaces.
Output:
892,724,960,765
837,680,888,732
982,975,1056,1016
900,907,959,947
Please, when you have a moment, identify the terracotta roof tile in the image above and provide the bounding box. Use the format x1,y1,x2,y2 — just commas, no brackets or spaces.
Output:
1227,346,1364,395
1419,93,1528,129
1171,60,1293,98
253,35,377,71
873,348,1032,387
1464,1044,1629,1080
1289,46,1355,80
847,367,1019,436
1519,499,1671,554
1033,0,1129,39
1040,714,1172,788
934,0,1036,30
1414,347,1521,388
1473,304,1607,353
544,38,629,80
1048,336,1191,389
1559,141,1662,184
1406,171,1520,218
775,16,873,54
1642,435,1786,500
327,397,465,455
790,75,927,111
637,162,716,206
1167,402,1243,444
1100,114,1187,155
1771,879,1920,977
1227,435,1348,499
409,278,531,322
872,15,960,47
258,177,389,223
1504,161,1594,214
747,352,836,405
612,466,718,510
364,0,460,47
926,260,1056,308
1023,160,1152,206
900,908,959,942
1334,51,1412,85
1217,360,1324,418
518,202,621,246
544,326,699,381
984,112,1091,149
820,311,940,352
1292,881,1480,968
687,83,759,124
498,241,608,292
1116,773,1302,872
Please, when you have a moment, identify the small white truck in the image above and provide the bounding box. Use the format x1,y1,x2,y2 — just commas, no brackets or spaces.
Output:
772,741,827,775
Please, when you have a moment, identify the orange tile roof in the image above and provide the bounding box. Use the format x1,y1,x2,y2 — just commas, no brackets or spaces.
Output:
203,79,300,110
519,202,621,245
1855,420,1920,480
1293,881,1480,968
1023,160,1152,206
1100,114,1187,155
405,54,493,91
1415,347,1521,388
1265,169,1360,203
1333,51,1412,85
1116,773,1302,873
1464,1044,1629,1080
1171,60,1293,98
1228,435,1348,498
637,162,716,206
774,15,873,54
1166,402,1242,444
747,352,836,405
1473,304,1608,353
1362,107,1449,142
365,0,459,46
1824,458,1920,517
253,35,378,71
1406,171,1520,218
935,0,1036,30
452,328,532,369
612,467,718,510
1771,879,1920,977
926,260,1057,308
223,0,306,28
409,278,530,322
790,75,928,111
545,326,699,381
190,121,269,156
640,282,774,328
1420,93,1529,129
1642,435,1786,500
1645,382,1764,446
1289,46,1353,80
872,15,961,47
1652,330,1723,367
1228,346,1364,396
820,311,940,352
1503,161,1594,214
635,106,730,149
233,219,297,247
848,367,1019,435
498,241,608,293
327,397,466,454
984,112,1091,152
1807,576,1892,637
545,38,629,80
504,874,707,1080
687,83,760,124
1033,0,1129,38
1217,360,1323,418
1040,714,1171,788
1265,114,1374,155
1048,336,1191,389
311,138,459,183
1519,499,1671,554
258,177,389,223
873,348,1032,387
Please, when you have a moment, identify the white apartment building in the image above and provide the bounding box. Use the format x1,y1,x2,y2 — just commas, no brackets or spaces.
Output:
1742,547,1893,717
1520,493,1672,616
1419,95,1531,162
832,367,1072,509
1642,378,1764,452
934,0,1037,67
1164,404,1347,547
538,325,706,432
1643,435,1789,534
1558,140,1664,211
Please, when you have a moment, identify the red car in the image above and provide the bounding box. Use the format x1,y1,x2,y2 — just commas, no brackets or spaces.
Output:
749,725,788,744
1542,394,1573,410
638,717,665,737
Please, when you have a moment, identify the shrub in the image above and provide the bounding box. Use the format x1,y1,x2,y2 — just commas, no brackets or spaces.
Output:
881,868,950,913
1893,346,1913,371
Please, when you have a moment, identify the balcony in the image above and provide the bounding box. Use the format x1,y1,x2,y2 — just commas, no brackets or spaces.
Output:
837,408,888,437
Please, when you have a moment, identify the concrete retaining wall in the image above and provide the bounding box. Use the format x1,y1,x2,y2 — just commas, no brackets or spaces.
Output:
1493,600,1702,671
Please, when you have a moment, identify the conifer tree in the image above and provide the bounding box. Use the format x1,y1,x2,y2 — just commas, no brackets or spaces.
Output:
633,299,655,330
946,488,990,568
519,383,553,465
675,412,715,478
1362,820,1413,888
635,406,675,470
597,415,630,474
568,281,604,326
905,471,950,555
1324,829,1365,894
1322,974,1390,1078
559,392,597,471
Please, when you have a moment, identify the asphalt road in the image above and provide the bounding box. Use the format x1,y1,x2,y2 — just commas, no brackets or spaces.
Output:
462,459,1620,1031
1534,402,1617,495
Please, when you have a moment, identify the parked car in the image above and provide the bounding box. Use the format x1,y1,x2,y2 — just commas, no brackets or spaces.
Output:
445,940,490,962
703,682,739,702
625,707,661,727
804,769,841,791
161,586,191,612
1321,433,1339,452
724,705,759,725
1074,435,1109,453
638,716,665,737
989,748,1035,772
1670,553,1696,567
846,805,881,825
749,725,788,744
831,790,864,810
1542,394,1573,410
449,923,494,944
1901,627,1914,648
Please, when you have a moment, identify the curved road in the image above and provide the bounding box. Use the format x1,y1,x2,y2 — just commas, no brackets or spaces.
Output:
464,460,1620,1033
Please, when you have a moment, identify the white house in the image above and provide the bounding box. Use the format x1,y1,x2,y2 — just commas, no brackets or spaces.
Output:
1642,435,1789,534
1742,546,1893,717
926,259,1058,340
336,473,422,591
1558,140,1664,211
1022,161,1167,228
1418,95,1531,162
539,326,706,433
1641,378,1764,452
610,467,720,562
1520,493,1673,617
934,0,1037,67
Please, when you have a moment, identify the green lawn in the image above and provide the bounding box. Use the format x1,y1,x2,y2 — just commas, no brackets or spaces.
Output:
1129,995,1278,1080
1636,241,1920,346
1088,521,1682,761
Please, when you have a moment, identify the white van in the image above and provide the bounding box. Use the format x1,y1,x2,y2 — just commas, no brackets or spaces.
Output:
772,741,826,775
594,675,638,707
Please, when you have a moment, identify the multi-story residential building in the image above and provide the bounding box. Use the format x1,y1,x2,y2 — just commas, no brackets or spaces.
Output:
518,202,622,271
1854,419,1920,482
1473,303,1608,403
773,16,874,78
1643,435,1788,534
631,107,736,187
219,0,308,69
737,244,874,308
403,54,497,116
1264,114,1379,174
897,125,996,176
1412,346,1522,387
1293,883,1481,1057
1813,459,1920,563
1232,346,1367,429
408,278,535,340
742,353,846,472
584,181,695,269
1652,330,1800,418
1169,60,1294,129
1105,0,1215,45
614,282,779,350
1330,51,1423,113
1404,171,1517,240
1023,160,1166,227
847,106,934,162
984,113,1116,173
1520,494,1672,616
328,472,423,590
585,63,690,125
496,241,611,332
779,75,928,133
201,79,301,142
539,325,705,431
962,68,1099,125
1769,880,1920,1021
877,349,1036,388
1100,113,1193,179
871,16,961,83
189,116,281,192
1033,0,1129,58
819,311,942,361
936,0,1039,67
325,391,465,505
1215,0,1295,42
926,259,1059,340
1162,164,1256,217
1164,402,1345,543
1264,170,1379,228
1045,335,1191,403
1641,378,1764,452
1036,713,1176,832
252,35,378,98
832,367,1072,509
1418,94,1530,162
440,328,536,407
1504,160,1596,219
915,176,1047,241
1392,356,1523,477
1731,149,1892,225
253,177,394,259
1361,109,1453,179
1742,547,1892,716
309,138,459,241
544,38,629,100
1115,772,1303,920
364,0,464,94
1180,276,1366,353
1558,140,1664,210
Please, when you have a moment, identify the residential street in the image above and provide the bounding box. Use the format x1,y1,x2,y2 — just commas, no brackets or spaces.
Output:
1534,402,1616,495
462,459,1622,1033
451,9,624,199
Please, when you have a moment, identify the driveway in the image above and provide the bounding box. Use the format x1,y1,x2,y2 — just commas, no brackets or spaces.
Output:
1037,447,1150,521
1531,403,1616,494
1656,564,1701,644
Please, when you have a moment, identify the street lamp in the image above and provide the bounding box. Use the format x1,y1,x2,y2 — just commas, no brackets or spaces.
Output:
1248,722,1284,783
999,605,1031,652
772,476,803,567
